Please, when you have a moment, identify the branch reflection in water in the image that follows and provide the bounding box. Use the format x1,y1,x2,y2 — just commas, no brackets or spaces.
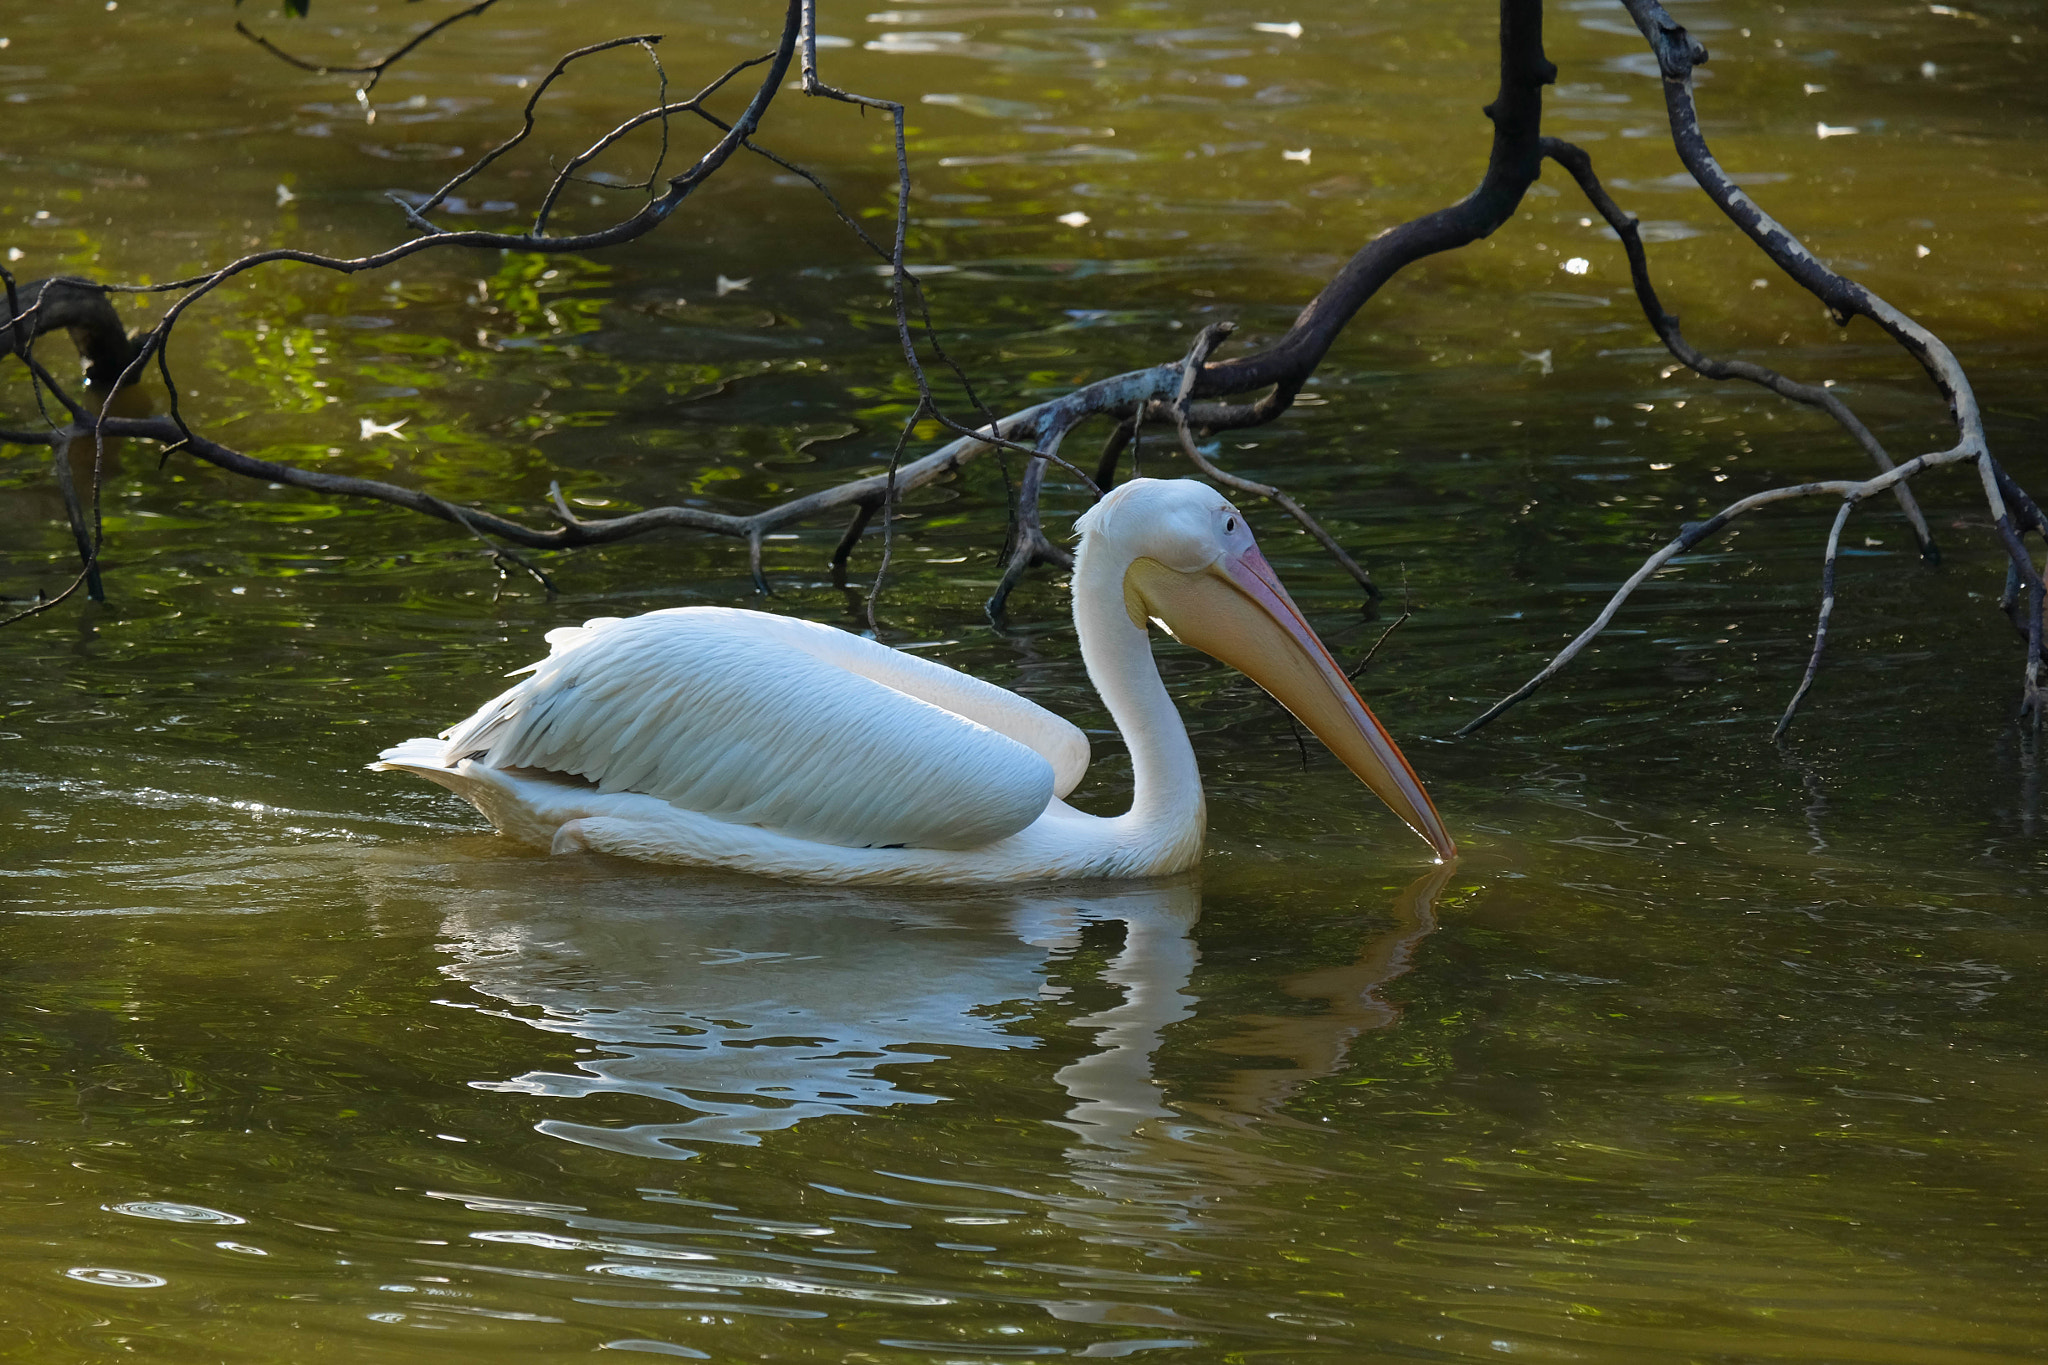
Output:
366,856,1449,1206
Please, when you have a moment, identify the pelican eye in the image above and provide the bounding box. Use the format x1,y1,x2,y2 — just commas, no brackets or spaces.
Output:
1224,516,1236,533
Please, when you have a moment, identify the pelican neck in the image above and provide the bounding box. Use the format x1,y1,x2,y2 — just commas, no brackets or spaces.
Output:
1070,534,1205,834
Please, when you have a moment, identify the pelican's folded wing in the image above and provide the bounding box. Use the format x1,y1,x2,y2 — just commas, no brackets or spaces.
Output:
433,608,1060,851
746,612,1091,798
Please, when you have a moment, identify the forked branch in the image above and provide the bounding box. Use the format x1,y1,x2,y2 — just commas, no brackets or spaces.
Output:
235,0,504,98
1541,136,1936,561
1460,0,2043,734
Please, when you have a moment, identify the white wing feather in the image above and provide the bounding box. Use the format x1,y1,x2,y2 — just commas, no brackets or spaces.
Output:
433,608,1088,850
748,612,1090,797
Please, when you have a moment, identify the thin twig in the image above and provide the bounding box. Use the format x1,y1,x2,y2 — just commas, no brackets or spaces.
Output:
235,0,503,97
1169,323,1378,601
0,574,92,627
532,49,771,236
417,35,686,222
1348,612,1410,681
867,401,927,634
446,504,558,595
1774,499,1856,739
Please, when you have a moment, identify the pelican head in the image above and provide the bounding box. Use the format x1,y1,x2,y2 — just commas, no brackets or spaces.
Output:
1076,478,1456,861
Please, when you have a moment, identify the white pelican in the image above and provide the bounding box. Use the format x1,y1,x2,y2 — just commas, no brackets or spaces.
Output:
376,477,1455,884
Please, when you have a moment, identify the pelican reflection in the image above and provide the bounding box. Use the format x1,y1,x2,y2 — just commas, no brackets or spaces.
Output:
380,856,1452,1160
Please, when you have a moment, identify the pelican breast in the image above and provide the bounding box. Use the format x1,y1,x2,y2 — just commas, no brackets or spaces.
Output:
435,608,1083,851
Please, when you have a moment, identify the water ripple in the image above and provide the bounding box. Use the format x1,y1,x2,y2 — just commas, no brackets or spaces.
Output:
63,1267,167,1288
108,1200,247,1225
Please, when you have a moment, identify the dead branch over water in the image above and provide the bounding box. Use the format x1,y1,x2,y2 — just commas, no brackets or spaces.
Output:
4,0,2044,730
1458,0,2046,733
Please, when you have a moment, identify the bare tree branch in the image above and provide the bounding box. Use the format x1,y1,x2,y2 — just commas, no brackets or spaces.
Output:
5,0,1546,627
1347,608,1411,681
415,35,688,224
1541,136,1937,561
9,0,2040,753
1182,0,1556,420
235,0,503,98
985,428,1075,624
1618,0,1984,452
446,503,558,596
46,434,103,603
0,1,809,622
1459,1,2043,735
1455,450,1982,737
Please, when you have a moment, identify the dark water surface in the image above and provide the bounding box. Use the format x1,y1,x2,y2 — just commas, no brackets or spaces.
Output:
4,0,2047,1359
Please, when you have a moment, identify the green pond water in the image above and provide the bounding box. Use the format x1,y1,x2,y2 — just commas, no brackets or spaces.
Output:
4,0,2047,1359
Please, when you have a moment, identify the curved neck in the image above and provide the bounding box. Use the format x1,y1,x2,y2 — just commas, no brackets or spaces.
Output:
1072,534,1205,836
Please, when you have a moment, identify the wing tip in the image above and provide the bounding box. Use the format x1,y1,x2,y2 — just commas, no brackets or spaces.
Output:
371,735,453,772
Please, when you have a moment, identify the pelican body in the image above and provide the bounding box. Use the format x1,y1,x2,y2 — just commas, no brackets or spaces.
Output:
377,479,1454,884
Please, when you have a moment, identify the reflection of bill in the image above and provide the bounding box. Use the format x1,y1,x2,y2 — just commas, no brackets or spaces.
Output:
1200,862,1452,1119
412,859,1453,1160
1046,864,1450,1219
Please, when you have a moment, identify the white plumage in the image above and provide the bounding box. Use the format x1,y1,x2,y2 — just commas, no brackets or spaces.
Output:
437,609,1085,851
377,479,1455,884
